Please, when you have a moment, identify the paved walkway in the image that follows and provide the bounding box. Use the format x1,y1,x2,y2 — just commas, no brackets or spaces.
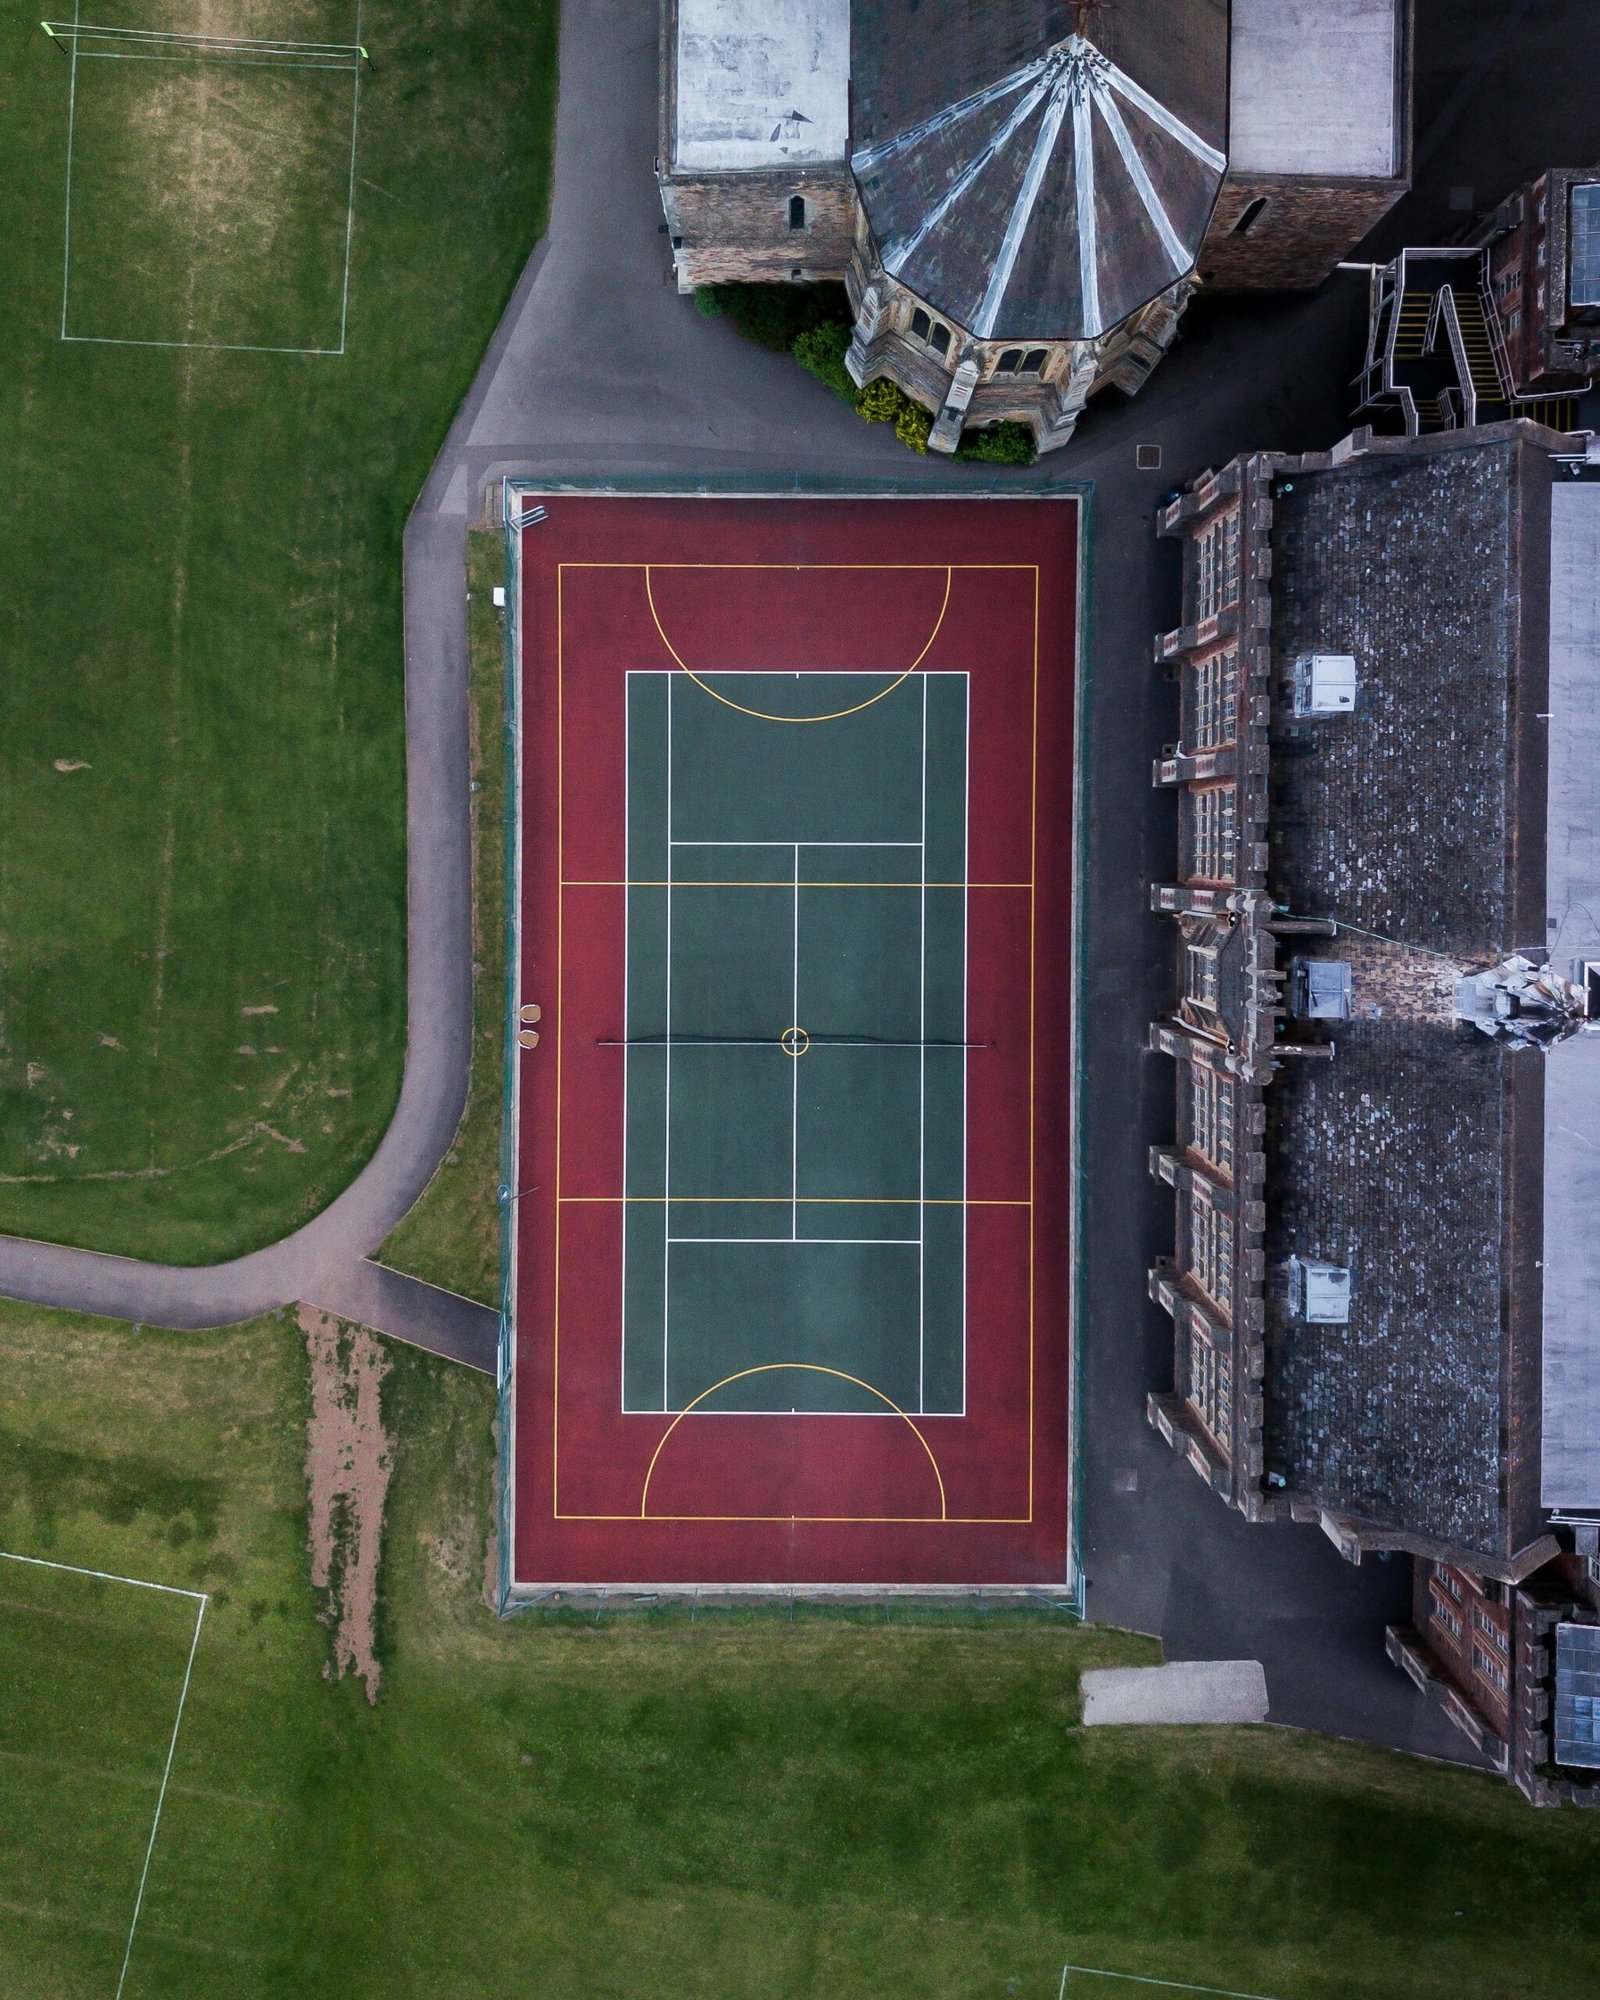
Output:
0,0,1581,1753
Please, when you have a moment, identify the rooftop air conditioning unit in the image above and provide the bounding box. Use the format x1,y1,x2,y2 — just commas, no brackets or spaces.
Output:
1291,653,1357,717
1288,957,1352,1020
1288,1256,1351,1324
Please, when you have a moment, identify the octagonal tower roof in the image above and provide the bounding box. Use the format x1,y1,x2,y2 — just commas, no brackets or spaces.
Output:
850,0,1229,342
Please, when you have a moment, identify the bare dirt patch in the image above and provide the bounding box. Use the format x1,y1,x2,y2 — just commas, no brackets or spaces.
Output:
300,1305,392,1702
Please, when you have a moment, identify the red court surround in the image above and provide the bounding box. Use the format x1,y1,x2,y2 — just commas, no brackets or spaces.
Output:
511,495,1079,1585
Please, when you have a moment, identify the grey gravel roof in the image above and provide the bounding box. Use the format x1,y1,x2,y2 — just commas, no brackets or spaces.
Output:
849,0,1228,340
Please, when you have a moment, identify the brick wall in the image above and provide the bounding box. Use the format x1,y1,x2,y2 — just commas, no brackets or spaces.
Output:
661,170,858,291
1200,173,1408,291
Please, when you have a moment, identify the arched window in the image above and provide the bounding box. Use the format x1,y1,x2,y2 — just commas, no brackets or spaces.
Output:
1231,196,1269,236
930,322,951,356
996,348,1023,374
910,307,931,341
788,194,806,230
1021,348,1048,374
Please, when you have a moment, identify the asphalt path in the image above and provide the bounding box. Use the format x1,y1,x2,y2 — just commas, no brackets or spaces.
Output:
1,0,1590,1749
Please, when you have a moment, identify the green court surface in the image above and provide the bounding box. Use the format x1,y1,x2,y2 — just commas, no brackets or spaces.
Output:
0,1554,202,1995
621,670,970,1418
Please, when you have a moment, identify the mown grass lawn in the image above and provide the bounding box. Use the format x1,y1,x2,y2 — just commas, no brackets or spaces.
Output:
3,1298,1599,2000
0,0,555,1262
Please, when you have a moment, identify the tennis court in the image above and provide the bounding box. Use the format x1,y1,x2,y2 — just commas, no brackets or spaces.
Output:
507,495,1080,1587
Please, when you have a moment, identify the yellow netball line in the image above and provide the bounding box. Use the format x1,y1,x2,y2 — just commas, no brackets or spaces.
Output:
643,564,953,723
637,1363,948,1521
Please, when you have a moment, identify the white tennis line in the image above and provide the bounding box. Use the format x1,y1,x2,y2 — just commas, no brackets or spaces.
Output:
1,1552,209,1999
667,1236,921,1247
116,1594,207,1999
917,673,928,1412
1058,1968,1287,2000
58,0,82,340
791,842,800,1243
671,839,921,848
620,674,633,1411
335,0,364,355
960,671,971,1414
661,673,675,1412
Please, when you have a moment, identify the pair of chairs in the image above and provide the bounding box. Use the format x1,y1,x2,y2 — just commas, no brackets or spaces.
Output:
516,1002,542,1049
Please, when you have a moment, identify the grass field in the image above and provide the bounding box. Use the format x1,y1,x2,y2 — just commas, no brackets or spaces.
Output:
0,0,556,1262
377,532,508,1304
5,1296,1600,2000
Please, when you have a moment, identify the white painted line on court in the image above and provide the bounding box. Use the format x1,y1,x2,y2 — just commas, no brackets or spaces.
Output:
661,672,675,1412
791,841,800,1243
917,671,929,1412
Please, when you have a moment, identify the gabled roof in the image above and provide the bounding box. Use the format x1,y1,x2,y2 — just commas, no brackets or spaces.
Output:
850,0,1228,341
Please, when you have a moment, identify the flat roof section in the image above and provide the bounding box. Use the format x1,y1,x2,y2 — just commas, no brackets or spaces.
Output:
1228,0,1400,180
673,0,849,172
1542,480,1600,1513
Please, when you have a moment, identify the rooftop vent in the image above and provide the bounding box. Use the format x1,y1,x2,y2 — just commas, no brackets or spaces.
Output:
1554,1622,1600,1771
1288,957,1352,1021
1291,653,1357,718
1288,1256,1351,1324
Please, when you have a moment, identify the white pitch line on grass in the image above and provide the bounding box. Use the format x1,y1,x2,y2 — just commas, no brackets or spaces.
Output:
1,1552,209,1998
1058,1967,1289,2000
0,1549,204,1601
335,0,365,354
115,1594,207,1999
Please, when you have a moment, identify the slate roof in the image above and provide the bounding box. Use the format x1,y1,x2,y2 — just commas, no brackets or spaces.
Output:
1262,1022,1536,1559
1256,433,1554,1564
849,0,1228,340
1266,438,1544,962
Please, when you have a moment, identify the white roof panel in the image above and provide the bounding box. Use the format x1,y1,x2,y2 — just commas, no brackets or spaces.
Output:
1228,0,1400,179
674,0,849,172
1542,482,1600,1513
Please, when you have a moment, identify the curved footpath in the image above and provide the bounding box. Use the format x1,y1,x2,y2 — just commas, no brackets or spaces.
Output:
0,0,1537,1762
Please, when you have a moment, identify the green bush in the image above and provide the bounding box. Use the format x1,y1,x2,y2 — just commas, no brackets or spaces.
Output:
895,398,934,454
856,375,907,424
792,320,856,401
954,420,1038,466
697,280,849,351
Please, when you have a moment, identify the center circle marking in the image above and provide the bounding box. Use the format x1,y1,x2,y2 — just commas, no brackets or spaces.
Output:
781,1025,811,1058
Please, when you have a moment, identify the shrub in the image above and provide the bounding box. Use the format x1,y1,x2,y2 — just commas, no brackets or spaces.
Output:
954,420,1037,466
792,320,855,401
856,376,907,424
697,281,850,351
895,398,934,455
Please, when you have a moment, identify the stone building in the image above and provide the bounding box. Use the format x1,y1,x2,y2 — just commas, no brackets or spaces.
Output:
1144,423,1600,1608
1387,1554,1600,1806
1356,165,1600,436
659,0,1414,454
